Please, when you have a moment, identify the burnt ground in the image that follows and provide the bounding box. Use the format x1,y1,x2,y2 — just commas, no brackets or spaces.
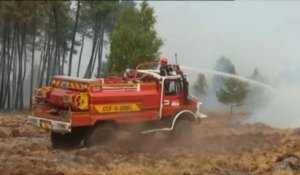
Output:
0,112,300,175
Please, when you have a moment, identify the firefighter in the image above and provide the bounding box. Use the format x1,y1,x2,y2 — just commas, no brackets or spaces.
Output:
159,57,175,76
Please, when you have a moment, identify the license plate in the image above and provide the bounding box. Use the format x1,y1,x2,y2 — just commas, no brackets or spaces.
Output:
40,120,52,130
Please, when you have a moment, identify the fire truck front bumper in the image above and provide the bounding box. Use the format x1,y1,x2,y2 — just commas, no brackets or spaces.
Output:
27,115,71,133
196,112,207,119
193,112,207,124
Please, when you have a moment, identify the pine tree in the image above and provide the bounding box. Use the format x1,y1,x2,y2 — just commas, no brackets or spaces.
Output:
193,73,208,95
107,1,163,75
216,78,249,116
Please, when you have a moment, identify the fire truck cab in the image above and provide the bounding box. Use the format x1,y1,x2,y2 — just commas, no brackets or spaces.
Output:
27,59,206,148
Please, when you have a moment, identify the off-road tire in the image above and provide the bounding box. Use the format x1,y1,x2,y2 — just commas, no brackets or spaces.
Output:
51,132,82,149
51,132,64,149
168,119,194,142
84,123,117,147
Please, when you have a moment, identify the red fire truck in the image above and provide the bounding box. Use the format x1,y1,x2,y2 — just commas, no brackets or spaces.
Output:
27,58,206,148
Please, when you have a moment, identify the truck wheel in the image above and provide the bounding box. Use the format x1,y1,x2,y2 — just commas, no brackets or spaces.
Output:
51,132,82,149
85,123,116,147
169,119,193,142
51,132,65,149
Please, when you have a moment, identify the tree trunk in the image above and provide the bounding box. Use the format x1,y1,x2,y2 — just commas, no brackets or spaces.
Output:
61,44,66,75
5,21,13,109
0,15,10,108
7,22,17,109
45,38,54,85
57,41,62,75
90,34,100,78
96,29,104,77
84,19,100,78
14,23,26,109
0,17,8,107
14,23,21,108
37,37,47,87
30,1,37,107
68,0,80,76
77,33,85,77
40,37,51,87
52,5,59,77
20,24,27,109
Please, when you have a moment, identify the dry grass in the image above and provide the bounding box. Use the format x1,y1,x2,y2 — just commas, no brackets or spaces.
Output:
0,112,299,175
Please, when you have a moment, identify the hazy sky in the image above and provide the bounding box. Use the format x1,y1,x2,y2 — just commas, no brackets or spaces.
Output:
148,1,300,79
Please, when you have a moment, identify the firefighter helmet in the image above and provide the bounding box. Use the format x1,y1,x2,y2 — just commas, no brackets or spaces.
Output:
160,57,168,64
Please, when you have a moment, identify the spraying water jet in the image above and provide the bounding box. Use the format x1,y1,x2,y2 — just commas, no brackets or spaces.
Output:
181,66,276,93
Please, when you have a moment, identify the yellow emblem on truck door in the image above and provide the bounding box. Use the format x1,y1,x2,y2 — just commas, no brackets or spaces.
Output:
95,104,140,113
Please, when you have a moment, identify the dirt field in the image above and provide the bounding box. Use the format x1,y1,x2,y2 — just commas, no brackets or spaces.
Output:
0,112,300,175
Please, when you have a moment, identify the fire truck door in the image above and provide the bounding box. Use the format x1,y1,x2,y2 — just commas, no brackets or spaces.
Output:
162,79,183,116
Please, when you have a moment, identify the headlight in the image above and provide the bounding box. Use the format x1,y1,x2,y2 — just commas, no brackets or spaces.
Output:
63,95,72,103
34,87,52,102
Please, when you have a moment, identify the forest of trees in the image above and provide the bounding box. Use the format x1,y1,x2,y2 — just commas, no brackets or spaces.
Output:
0,1,162,110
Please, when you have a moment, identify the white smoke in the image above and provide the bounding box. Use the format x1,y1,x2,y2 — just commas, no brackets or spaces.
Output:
248,61,300,129
182,65,275,113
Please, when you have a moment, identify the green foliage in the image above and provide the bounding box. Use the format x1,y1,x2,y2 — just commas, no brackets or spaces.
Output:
216,77,249,114
107,1,163,75
213,56,236,92
193,73,208,95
